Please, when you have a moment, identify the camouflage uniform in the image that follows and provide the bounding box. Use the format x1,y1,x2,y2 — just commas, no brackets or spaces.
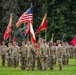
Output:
11,44,19,67
1,44,7,66
49,43,56,70
53,43,57,65
40,43,49,70
36,43,42,70
20,44,27,70
27,44,36,71
57,45,63,71
74,46,76,59
7,45,12,67
65,44,70,65
16,44,20,66
36,38,44,70
70,45,74,58
62,45,67,65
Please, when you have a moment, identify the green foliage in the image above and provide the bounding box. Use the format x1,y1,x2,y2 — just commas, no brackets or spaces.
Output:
0,0,76,43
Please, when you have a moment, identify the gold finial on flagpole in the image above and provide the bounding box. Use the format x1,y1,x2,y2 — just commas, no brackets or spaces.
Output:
31,3,33,7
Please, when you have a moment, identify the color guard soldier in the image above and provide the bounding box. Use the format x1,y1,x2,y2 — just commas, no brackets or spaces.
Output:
20,41,27,70
1,41,7,66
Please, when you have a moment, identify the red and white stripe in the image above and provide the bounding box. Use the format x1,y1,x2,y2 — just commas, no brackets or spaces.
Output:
16,7,33,28
30,23,36,44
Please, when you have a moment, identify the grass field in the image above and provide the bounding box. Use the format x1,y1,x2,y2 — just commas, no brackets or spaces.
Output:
0,58,76,75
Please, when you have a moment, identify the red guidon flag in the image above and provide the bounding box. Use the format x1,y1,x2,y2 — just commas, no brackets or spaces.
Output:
30,22,36,44
24,22,30,38
3,13,12,40
30,22,38,50
35,13,47,34
70,36,76,46
12,35,16,42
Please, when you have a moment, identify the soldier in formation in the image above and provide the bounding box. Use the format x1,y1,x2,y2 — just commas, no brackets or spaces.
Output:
6,43,12,67
39,40,49,70
20,41,27,70
27,41,36,71
1,41,7,66
49,42,56,70
11,42,20,67
0,39,75,71
56,40,63,71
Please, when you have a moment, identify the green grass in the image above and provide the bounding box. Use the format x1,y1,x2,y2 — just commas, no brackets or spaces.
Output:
0,57,76,75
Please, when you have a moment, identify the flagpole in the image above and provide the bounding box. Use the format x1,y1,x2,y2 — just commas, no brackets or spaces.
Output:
45,0,47,42
9,13,12,43
45,12,47,41
51,33,54,42
39,33,41,40
31,3,33,23
9,35,11,43
45,29,47,41
27,33,29,41
31,3,33,25
23,23,27,42
62,35,64,42
30,3,33,42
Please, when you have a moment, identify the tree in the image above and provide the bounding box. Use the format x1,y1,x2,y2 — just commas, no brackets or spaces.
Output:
0,0,76,43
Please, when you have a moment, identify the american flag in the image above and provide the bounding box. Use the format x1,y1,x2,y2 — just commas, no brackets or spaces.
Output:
16,7,33,28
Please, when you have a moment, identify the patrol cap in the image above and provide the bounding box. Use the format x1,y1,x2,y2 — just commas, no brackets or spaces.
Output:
49,41,53,44
27,41,30,45
43,39,46,43
2,41,5,44
56,40,61,43
22,41,25,44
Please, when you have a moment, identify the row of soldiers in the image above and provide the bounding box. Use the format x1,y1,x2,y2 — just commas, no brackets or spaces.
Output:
0,39,76,71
